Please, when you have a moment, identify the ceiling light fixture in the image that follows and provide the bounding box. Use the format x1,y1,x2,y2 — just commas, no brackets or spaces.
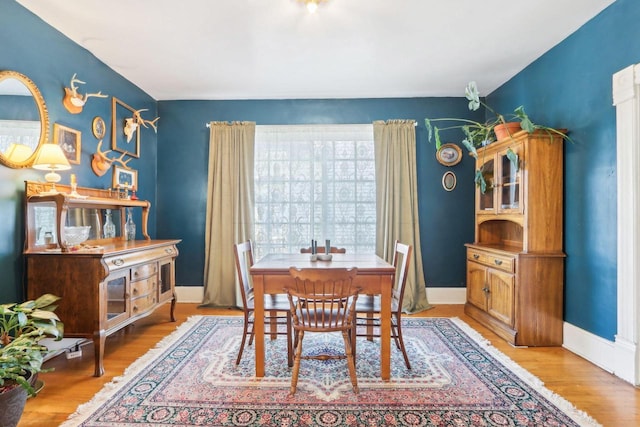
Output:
299,0,327,14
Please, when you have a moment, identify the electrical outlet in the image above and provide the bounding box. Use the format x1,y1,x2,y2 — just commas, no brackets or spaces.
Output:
66,349,82,359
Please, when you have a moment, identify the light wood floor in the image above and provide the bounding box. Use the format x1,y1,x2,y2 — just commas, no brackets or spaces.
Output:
19,303,640,426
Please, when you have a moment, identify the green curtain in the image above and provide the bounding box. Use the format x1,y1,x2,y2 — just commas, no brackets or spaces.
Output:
373,120,430,313
202,121,255,307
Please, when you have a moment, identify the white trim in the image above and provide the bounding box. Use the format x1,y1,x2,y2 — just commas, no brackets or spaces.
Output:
176,285,468,306
175,286,205,303
612,63,640,385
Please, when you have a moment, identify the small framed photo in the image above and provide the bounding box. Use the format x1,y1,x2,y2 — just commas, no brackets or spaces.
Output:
436,143,463,167
92,116,106,139
112,165,137,189
442,171,457,191
53,123,81,164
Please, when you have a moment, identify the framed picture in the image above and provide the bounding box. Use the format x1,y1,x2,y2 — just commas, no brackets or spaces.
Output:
53,123,81,164
112,165,137,189
442,171,457,191
111,97,140,158
92,116,106,139
436,143,462,167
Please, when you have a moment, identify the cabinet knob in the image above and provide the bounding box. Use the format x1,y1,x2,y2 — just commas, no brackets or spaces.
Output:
165,248,174,254
482,286,490,294
494,259,503,266
473,254,480,260
113,258,124,266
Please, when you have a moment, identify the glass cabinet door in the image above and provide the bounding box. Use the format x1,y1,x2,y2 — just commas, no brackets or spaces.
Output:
498,144,523,213
477,157,495,213
106,271,129,328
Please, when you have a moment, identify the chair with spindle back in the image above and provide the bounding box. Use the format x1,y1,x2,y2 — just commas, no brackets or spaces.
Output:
285,267,360,396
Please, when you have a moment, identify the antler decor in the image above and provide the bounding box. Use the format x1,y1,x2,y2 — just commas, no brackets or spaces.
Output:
63,73,108,114
123,108,159,143
91,139,132,177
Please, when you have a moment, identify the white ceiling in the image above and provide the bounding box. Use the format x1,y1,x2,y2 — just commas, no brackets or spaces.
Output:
17,0,615,101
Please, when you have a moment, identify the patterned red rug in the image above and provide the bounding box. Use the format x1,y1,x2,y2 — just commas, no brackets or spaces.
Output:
62,316,601,426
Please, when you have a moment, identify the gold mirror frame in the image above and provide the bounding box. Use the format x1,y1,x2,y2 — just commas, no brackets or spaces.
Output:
0,70,50,168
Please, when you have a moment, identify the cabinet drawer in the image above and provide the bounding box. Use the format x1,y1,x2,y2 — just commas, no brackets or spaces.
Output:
131,293,157,315
131,276,157,299
131,263,158,281
467,249,515,273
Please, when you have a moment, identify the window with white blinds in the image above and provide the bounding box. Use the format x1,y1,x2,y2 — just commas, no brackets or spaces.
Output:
254,124,375,259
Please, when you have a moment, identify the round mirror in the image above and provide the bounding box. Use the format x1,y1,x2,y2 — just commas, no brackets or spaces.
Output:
0,70,49,168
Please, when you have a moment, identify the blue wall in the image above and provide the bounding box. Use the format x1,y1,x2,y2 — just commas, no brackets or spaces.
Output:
487,0,638,340
0,0,157,302
156,99,480,287
1,0,634,342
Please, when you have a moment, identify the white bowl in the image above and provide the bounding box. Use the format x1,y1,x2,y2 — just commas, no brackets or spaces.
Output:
317,254,333,261
63,226,91,246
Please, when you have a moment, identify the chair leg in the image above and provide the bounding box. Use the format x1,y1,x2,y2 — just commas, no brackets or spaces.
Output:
342,329,359,394
366,312,374,341
394,318,411,370
236,314,251,365
289,330,304,396
286,313,293,367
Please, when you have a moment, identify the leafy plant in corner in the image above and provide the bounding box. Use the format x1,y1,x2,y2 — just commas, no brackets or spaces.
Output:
0,294,63,397
425,81,571,192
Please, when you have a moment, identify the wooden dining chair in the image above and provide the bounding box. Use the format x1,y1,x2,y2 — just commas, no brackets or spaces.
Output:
299,246,346,254
285,267,360,396
355,240,413,369
234,240,293,366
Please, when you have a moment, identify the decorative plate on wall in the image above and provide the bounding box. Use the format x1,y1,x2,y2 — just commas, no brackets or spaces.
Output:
92,116,105,139
436,143,463,166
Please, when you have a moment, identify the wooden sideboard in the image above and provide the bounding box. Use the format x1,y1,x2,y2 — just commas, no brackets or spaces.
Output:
23,181,180,376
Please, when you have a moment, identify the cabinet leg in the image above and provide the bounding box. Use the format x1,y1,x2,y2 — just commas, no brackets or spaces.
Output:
93,330,106,377
170,292,177,322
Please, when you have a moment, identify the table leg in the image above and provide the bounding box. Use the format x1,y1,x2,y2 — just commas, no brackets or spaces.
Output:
253,275,265,377
379,275,392,381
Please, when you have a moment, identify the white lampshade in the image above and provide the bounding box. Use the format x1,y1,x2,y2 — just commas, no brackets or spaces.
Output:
32,144,71,192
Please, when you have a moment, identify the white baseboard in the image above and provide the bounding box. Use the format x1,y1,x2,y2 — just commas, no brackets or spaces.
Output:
175,286,467,305
175,286,205,303
562,321,638,385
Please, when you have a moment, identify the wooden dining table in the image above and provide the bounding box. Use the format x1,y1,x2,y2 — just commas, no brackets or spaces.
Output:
249,252,396,380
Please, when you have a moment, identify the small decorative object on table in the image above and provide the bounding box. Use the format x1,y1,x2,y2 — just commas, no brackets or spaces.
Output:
63,225,91,246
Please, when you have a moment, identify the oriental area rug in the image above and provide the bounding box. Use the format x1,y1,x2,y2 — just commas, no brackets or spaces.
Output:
61,316,601,427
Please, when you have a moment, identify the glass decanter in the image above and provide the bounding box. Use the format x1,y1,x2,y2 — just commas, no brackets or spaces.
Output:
103,209,116,238
125,208,136,241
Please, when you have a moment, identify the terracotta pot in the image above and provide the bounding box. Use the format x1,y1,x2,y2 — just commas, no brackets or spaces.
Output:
494,122,521,141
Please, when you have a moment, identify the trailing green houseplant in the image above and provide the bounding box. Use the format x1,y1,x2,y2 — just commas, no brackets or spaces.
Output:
0,294,63,397
425,81,571,192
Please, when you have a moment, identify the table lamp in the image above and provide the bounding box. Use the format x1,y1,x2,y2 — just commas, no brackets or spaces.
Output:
32,143,71,194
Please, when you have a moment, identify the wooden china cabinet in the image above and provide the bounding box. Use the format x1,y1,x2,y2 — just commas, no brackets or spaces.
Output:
464,130,565,346
23,181,180,376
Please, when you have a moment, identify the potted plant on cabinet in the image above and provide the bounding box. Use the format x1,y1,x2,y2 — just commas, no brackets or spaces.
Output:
425,81,571,192
0,294,64,427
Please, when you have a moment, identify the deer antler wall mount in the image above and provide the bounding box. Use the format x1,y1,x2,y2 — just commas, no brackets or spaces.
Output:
63,73,108,114
91,139,132,177
123,108,159,143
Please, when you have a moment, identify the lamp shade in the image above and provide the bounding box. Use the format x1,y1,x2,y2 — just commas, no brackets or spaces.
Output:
32,144,71,171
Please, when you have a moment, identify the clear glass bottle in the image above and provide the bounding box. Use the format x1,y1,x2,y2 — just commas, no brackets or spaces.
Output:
103,209,116,238
125,208,136,241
